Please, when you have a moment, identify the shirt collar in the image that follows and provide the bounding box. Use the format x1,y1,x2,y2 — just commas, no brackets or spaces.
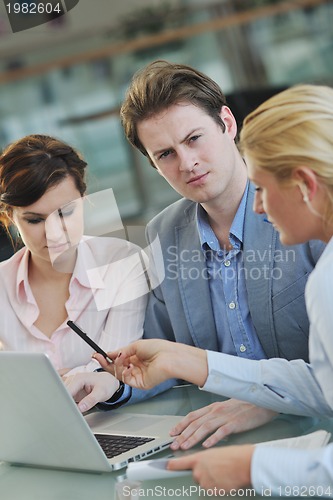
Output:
16,248,32,301
15,237,107,301
196,181,249,251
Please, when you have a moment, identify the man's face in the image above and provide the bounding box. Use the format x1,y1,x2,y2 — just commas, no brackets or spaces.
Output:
137,102,246,208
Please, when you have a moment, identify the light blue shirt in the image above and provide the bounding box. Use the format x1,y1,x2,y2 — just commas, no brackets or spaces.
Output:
197,183,267,359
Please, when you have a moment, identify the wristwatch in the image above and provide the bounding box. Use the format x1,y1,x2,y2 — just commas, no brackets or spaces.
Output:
106,380,125,403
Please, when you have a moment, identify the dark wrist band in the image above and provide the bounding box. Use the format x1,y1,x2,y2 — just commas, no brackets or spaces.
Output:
106,380,125,403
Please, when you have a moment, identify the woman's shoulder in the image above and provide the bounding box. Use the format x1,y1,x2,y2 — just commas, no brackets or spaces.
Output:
314,237,333,273
307,237,333,297
0,247,28,297
0,246,27,272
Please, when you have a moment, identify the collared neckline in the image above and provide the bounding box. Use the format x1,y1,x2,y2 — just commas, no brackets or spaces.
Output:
15,248,33,304
196,181,249,252
15,236,108,305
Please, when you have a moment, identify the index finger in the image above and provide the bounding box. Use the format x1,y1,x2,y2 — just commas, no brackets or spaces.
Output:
167,454,197,471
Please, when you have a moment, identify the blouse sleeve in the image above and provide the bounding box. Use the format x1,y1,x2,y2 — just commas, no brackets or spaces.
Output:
252,443,333,497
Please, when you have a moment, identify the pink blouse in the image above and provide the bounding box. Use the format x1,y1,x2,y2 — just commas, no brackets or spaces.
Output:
0,236,148,375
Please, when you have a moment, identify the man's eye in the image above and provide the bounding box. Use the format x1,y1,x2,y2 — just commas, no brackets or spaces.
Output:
254,187,262,192
189,135,200,143
158,150,171,160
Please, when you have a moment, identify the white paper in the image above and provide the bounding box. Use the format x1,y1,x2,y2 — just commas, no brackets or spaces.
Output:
126,458,192,481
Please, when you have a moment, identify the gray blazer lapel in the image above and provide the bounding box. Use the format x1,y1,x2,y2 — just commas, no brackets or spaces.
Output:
243,185,280,358
175,210,218,351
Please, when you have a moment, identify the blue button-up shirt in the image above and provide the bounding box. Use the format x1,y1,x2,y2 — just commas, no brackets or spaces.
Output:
197,183,267,360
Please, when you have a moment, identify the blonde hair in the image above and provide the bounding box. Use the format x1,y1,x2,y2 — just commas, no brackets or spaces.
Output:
239,84,333,227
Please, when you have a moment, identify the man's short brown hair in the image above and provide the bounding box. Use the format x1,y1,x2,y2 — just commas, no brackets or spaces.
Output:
120,60,228,163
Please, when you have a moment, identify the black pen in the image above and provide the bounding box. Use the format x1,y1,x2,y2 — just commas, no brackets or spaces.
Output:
67,320,113,364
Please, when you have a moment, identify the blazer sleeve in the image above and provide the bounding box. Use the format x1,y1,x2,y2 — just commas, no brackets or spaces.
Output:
143,222,177,342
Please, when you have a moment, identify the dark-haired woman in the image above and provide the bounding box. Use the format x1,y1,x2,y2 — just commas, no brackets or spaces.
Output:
0,134,148,405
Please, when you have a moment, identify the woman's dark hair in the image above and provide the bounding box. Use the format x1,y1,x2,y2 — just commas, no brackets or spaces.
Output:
0,134,87,233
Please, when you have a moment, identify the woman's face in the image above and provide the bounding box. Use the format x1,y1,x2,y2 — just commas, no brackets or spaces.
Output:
246,157,318,246
12,176,84,269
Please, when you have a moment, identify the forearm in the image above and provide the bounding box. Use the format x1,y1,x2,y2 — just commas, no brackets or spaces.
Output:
165,343,208,386
203,351,333,417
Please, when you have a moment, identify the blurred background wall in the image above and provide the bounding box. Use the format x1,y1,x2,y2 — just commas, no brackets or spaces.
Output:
0,0,333,258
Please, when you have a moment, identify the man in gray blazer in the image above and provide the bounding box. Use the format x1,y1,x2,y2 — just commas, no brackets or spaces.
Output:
144,188,321,362
118,60,323,448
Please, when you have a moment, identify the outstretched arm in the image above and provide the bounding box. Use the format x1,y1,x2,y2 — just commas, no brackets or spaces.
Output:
95,339,208,389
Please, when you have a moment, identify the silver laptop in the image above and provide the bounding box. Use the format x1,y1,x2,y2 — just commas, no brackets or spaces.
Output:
0,352,183,472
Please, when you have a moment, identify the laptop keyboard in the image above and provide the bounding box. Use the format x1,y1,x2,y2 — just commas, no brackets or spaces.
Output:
95,434,155,459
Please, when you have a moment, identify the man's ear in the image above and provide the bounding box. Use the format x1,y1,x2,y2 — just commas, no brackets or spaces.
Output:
219,106,238,139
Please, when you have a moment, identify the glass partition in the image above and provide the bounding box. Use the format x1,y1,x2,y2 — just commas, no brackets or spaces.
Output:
0,0,332,259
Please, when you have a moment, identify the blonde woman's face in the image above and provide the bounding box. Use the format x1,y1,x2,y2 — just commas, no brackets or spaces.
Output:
12,176,83,268
246,157,312,246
